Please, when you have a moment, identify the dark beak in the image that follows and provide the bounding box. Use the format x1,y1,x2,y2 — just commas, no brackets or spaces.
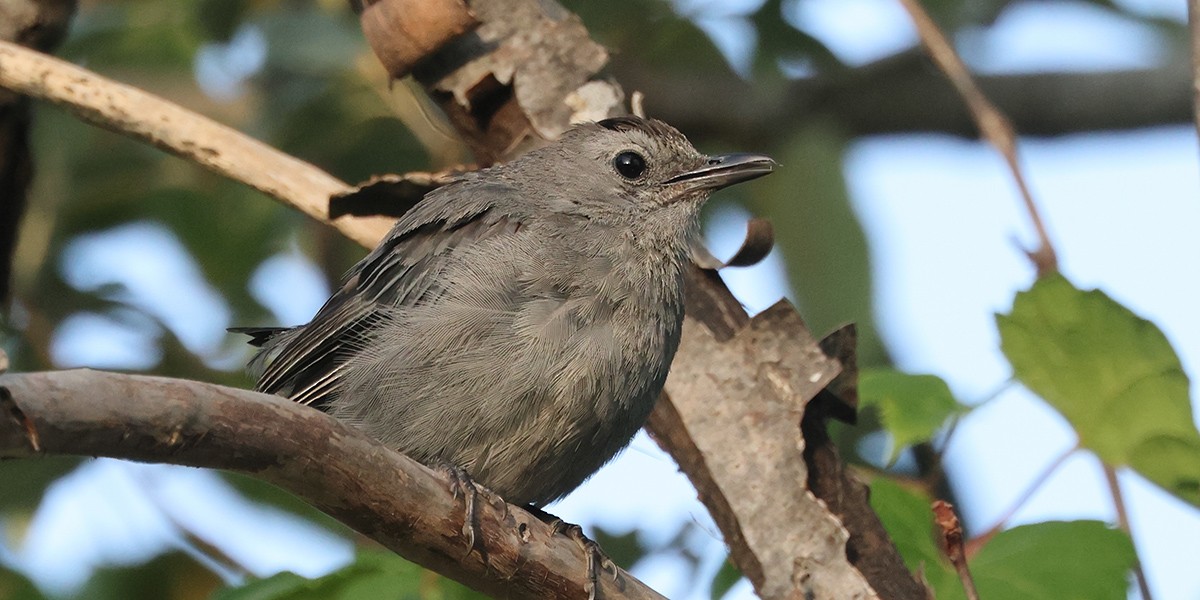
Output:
666,153,776,192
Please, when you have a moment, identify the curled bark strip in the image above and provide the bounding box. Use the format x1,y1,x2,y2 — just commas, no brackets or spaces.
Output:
353,0,479,79
690,217,775,270
328,168,468,219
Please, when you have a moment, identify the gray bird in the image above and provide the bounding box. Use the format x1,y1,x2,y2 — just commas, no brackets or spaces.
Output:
237,116,773,507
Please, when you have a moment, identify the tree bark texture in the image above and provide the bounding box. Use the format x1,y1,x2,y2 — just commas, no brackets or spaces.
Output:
0,370,665,600
388,1,928,597
0,0,938,597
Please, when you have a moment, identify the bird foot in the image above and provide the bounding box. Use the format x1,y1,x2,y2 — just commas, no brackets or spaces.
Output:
434,462,481,557
530,511,616,600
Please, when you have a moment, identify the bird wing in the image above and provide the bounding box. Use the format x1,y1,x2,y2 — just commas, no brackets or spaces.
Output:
250,180,525,410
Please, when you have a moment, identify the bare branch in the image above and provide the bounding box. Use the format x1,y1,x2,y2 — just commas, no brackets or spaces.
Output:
968,443,1076,553
898,0,1058,275
1103,465,1154,600
0,369,665,600
0,40,392,249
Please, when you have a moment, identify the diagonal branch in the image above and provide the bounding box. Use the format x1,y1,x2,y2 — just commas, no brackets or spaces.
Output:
0,369,664,600
0,40,392,249
898,0,1058,276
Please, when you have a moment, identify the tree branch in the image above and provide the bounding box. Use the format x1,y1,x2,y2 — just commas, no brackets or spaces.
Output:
0,369,664,600
619,50,1194,146
897,0,1057,275
399,1,927,596
0,4,927,598
0,40,392,249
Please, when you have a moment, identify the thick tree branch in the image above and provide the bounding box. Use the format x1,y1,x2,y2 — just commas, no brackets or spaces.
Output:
0,369,664,600
403,2,925,597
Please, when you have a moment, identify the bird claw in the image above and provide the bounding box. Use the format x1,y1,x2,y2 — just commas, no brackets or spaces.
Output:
435,462,481,557
549,519,617,600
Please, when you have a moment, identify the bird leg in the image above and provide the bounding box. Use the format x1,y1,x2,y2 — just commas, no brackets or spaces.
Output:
434,461,481,557
526,506,618,600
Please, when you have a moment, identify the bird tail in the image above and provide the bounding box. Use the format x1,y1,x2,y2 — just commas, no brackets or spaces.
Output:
229,326,297,384
227,326,289,348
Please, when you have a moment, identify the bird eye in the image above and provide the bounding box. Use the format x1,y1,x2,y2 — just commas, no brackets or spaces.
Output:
613,151,647,179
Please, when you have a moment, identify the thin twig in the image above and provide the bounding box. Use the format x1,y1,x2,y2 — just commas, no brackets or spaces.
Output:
896,0,1058,276
935,378,1014,456
925,378,1015,492
1189,0,1200,147
1103,465,1154,600
968,443,1076,553
133,467,253,584
932,500,979,600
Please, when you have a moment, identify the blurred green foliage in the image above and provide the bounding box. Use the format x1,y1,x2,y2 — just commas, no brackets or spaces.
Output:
0,566,48,600
211,551,484,600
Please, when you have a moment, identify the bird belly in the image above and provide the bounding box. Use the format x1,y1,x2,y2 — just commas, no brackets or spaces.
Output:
337,293,678,507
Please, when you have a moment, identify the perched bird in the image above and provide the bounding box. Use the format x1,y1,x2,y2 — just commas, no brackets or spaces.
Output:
236,116,773,507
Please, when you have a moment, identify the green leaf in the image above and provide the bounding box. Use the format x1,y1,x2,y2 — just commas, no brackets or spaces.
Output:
870,480,1135,600
859,369,965,464
709,558,742,600
211,551,486,600
747,122,886,366
956,521,1136,600
195,0,250,40
255,9,366,76
997,274,1200,506
868,478,953,582
61,5,204,71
